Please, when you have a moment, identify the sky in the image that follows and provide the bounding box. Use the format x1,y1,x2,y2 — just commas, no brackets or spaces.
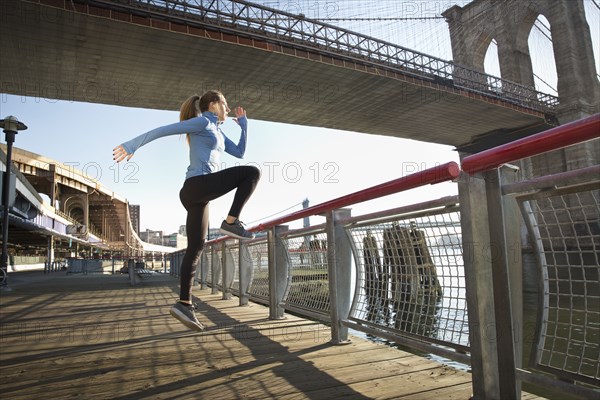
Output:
1,0,598,235
0,94,461,233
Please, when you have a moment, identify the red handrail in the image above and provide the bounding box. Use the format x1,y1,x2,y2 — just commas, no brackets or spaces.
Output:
462,114,600,174
253,161,460,232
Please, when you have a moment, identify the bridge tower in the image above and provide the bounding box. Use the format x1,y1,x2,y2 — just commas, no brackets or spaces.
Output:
443,0,600,175
445,3,599,398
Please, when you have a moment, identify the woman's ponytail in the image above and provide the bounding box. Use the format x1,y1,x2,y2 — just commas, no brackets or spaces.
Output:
180,95,200,145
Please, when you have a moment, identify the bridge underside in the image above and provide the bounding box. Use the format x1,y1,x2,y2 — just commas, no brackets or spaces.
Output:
0,0,554,150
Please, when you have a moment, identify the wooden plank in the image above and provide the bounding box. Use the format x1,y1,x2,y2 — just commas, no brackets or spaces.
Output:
0,273,550,399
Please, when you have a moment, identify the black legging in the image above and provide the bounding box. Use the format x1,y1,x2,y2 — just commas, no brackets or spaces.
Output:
178,165,260,301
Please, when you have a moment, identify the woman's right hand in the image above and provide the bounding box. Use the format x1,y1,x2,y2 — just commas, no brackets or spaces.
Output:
113,145,133,163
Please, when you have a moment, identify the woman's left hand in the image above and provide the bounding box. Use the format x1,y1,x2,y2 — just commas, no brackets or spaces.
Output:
232,106,246,124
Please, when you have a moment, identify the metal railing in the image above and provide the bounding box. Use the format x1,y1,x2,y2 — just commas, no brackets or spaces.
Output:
171,162,468,354
460,113,600,399
167,114,600,399
79,0,558,112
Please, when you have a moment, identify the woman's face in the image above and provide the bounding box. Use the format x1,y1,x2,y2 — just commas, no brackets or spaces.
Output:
211,96,231,122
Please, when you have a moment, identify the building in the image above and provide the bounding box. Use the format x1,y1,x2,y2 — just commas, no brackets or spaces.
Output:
128,204,140,235
139,229,163,245
163,233,188,249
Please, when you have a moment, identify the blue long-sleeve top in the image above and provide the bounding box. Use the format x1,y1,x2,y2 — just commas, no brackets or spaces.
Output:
120,111,247,180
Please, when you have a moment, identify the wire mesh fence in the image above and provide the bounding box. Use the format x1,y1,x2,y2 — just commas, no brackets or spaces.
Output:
223,240,240,296
519,182,600,386
204,243,221,290
246,239,270,304
282,230,330,318
345,199,469,352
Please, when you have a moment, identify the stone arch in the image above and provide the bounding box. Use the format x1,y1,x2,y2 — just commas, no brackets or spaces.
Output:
62,195,89,226
522,13,557,96
443,2,497,72
444,0,599,122
472,32,495,74
69,206,84,224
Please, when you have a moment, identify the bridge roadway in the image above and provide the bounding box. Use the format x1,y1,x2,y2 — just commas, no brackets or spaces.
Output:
0,271,549,399
0,0,556,151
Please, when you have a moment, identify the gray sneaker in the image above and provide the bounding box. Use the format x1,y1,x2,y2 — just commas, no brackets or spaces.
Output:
170,302,205,331
219,219,255,239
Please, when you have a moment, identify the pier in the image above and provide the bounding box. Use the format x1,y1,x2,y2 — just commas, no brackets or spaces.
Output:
0,272,548,400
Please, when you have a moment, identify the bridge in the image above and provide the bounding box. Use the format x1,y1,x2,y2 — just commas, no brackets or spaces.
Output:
2,0,580,151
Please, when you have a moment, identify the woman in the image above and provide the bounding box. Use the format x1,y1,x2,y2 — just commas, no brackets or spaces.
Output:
113,90,260,331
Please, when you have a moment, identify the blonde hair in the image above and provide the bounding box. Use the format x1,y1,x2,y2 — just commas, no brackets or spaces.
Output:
179,94,201,145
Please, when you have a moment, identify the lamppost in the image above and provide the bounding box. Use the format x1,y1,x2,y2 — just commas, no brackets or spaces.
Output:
0,116,28,288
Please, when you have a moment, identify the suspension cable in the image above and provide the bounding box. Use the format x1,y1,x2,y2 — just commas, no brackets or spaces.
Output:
533,72,557,93
314,17,445,22
246,201,305,225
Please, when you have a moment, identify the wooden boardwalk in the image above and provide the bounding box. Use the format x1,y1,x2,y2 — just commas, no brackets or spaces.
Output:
0,272,546,400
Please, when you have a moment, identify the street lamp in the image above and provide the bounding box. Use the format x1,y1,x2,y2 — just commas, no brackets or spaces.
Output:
0,116,28,288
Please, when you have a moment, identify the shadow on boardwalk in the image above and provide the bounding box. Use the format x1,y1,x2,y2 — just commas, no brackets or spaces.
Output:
0,272,491,399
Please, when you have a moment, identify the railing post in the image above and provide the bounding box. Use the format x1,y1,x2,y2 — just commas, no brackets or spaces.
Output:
484,165,522,399
128,258,136,287
191,255,199,287
222,241,234,300
326,208,352,344
211,244,220,295
458,170,501,400
459,164,523,400
238,241,251,306
170,254,176,277
199,251,208,290
268,225,288,319
173,253,180,277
